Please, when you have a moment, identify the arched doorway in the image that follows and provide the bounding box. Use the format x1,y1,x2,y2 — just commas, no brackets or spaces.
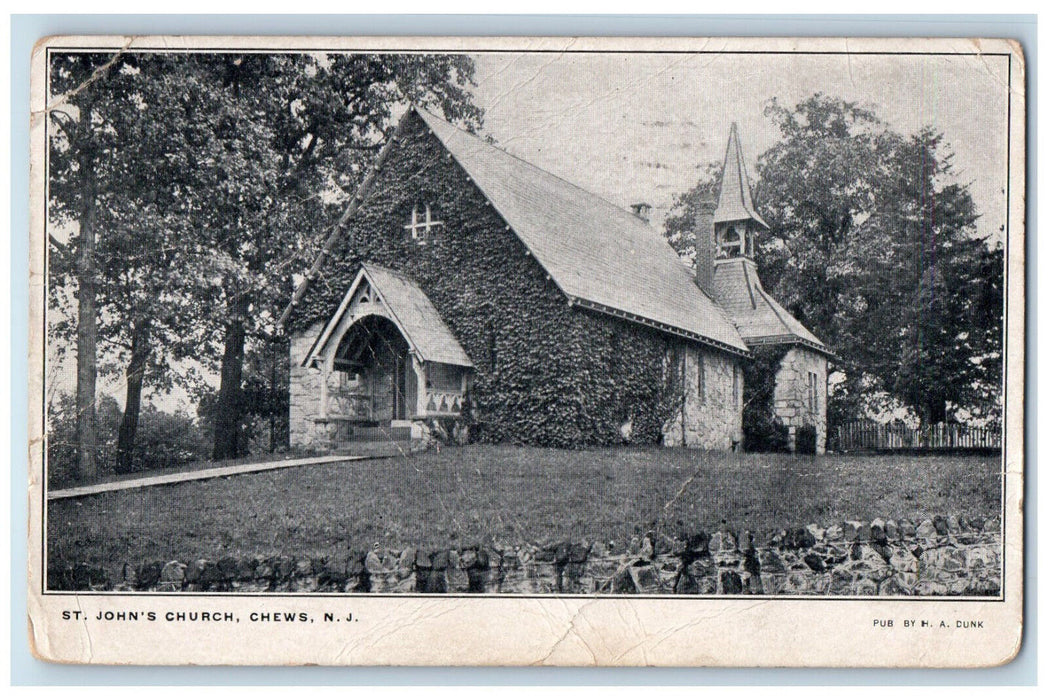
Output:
330,314,417,425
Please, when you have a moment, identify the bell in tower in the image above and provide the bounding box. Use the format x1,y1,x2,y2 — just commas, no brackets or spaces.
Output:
713,122,768,262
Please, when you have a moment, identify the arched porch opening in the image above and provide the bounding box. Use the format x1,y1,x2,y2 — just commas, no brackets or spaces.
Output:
325,314,417,425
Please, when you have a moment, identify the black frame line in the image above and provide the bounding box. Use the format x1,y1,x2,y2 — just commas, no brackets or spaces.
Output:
39,44,1016,605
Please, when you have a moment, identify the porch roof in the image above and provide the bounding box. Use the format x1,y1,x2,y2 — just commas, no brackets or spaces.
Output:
306,263,474,369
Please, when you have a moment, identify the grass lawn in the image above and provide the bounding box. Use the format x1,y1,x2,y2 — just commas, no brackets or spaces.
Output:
47,445,1002,567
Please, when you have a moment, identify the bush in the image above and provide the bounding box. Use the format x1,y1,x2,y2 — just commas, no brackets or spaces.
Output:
130,405,210,471
46,394,123,488
795,424,818,455
741,345,792,453
744,416,791,453
47,393,209,487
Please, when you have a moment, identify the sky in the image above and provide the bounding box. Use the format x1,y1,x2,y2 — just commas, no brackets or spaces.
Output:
468,50,1012,239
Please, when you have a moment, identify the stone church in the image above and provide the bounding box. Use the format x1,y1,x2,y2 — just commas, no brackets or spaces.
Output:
281,107,830,453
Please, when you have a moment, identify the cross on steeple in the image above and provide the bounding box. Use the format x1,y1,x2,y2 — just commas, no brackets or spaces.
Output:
404,204,443,244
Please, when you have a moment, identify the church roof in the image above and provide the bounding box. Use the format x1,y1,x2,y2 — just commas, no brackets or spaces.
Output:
711,260,828,354
414,108,749,356
306,263,474,368
714,122,769,229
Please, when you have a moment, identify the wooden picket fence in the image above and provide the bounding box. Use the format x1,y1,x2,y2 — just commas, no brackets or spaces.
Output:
833,421,1001,453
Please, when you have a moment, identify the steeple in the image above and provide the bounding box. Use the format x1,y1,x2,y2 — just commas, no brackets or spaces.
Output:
713,122,768,263
715,122,768,229
701,124,828,358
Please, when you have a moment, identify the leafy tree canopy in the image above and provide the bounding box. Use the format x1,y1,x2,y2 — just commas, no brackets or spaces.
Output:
47,50,483,467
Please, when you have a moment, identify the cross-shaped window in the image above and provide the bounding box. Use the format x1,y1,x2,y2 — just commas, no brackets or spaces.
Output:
404,204,443,244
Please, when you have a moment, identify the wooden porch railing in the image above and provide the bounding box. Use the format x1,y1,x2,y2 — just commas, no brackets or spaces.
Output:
424,389,464,415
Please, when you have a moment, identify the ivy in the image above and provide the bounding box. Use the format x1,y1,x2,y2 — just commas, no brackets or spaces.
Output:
289,112,693,447
741,345,791,452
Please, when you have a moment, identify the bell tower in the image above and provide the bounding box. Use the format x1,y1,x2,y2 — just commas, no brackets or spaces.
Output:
713,122,768,265
700,123,832,456
694,122,769,298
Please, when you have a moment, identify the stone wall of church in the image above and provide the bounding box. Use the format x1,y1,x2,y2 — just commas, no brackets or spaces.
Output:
772,346,828,454
662,344,744,450
289,322,329,451
289,322,407,450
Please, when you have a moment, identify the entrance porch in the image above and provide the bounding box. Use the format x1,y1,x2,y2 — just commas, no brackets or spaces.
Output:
290,263,473,451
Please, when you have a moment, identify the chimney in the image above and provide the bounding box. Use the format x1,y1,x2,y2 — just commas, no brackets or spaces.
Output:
630,202,652,223
693,196,717,296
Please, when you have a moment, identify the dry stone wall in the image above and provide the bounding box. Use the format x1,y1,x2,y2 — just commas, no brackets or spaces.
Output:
50,515,1000,597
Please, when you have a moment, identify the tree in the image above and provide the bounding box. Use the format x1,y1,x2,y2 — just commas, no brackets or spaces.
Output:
665,94,1003,426
662,162,721,264
858,128,988,425
49,53,225,474
952,242,1005,422
48,52,131,479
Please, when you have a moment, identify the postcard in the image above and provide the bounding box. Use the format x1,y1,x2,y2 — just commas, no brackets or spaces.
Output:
27,35,1024,667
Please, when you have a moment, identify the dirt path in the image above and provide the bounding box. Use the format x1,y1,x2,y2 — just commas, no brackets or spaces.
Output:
47,454,368,501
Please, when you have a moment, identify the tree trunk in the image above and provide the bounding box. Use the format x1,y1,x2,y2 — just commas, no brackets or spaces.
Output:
75,151,99,479
924,398,948,427
212,295,249,460
115,320,151,474
269,347,277,453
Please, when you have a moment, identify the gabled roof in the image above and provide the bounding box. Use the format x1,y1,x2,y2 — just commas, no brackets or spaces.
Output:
414,108,749,356
714,122,769,229
711,260,828,354
305,263,473,368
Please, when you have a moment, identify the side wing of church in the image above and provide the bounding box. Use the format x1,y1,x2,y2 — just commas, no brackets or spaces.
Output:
696,124,832,453
281,108,830,453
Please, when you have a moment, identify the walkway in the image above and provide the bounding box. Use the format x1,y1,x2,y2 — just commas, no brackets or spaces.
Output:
47,454,367,501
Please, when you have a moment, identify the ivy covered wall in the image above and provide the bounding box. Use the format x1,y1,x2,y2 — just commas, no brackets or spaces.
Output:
741,345,792,452
288,112,742,448
741,344,829,454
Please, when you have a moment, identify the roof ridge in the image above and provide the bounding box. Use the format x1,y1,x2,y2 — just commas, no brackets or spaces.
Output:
361,260,412,279
414,106,655,230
